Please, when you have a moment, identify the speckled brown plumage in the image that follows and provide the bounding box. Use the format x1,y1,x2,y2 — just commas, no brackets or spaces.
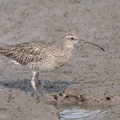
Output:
0,41,72,71
0,33,104,101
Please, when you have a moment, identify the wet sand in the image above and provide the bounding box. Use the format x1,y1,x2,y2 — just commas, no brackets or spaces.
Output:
0,0,120,120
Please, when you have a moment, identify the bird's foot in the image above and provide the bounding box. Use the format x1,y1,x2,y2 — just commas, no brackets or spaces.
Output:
40,93,57,106
31,91,40,102
40,90,46,98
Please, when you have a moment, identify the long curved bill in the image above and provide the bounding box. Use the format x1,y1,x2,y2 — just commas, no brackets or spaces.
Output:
78,39,105,51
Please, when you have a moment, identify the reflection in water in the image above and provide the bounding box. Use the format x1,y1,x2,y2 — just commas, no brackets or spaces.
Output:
60,106,101,120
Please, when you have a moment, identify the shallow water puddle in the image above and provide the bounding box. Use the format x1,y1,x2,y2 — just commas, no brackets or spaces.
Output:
60,105,104,120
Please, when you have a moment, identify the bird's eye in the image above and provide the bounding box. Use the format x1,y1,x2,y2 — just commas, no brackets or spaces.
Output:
70,37,74,40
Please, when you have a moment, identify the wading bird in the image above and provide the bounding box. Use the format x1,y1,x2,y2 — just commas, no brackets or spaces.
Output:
0,33,104,101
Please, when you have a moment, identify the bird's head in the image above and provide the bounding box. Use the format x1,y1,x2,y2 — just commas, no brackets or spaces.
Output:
62,33,105,51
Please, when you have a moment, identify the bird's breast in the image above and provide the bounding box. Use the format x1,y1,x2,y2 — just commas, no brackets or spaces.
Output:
25,55,57,72
25,50,72,72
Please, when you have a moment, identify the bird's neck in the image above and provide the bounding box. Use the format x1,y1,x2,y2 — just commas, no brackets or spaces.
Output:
61,40,74,51
55,48,72,66
58,40,73,64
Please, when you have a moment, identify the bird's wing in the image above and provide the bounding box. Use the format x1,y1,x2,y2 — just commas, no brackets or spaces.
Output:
0,41,49,65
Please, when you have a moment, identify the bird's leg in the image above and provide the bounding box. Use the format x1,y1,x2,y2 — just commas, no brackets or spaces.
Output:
35,73,46,97
31,71,40,101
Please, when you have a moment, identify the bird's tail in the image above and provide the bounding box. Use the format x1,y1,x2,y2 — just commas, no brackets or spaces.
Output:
0,46,13,57
0,46,6,55
0,46,23,65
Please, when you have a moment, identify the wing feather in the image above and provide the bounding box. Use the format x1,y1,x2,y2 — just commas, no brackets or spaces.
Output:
0,41,48,65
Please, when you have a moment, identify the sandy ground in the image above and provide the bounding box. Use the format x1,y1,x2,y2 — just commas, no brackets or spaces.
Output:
0,0,120,120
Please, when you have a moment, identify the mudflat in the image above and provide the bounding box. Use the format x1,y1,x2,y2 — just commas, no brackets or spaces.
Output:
0,0,120,120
